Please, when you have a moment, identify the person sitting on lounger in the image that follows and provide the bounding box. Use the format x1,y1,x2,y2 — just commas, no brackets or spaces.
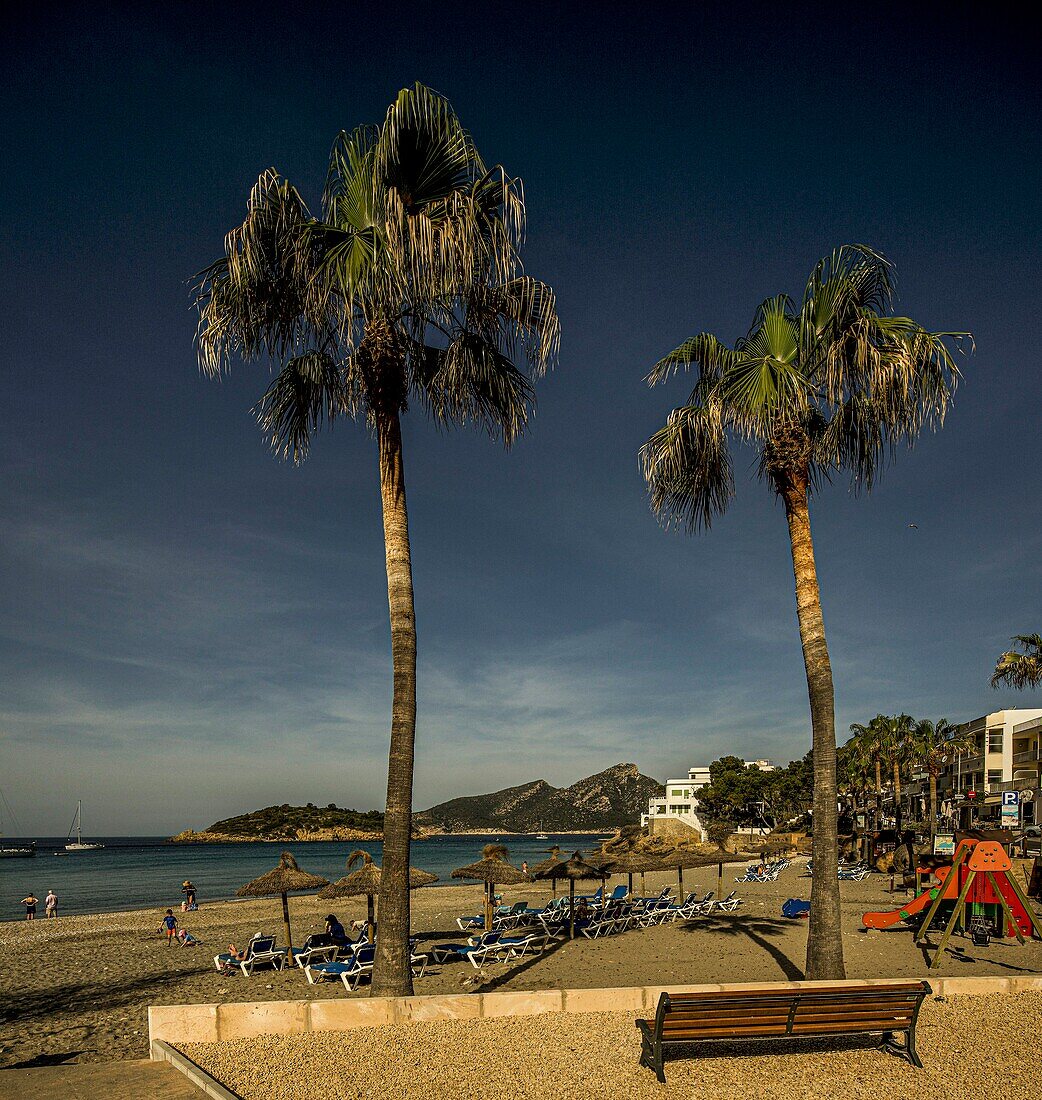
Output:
325,913,350,946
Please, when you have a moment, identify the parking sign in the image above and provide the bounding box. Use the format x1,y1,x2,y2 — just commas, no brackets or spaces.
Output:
1001,790,1020,826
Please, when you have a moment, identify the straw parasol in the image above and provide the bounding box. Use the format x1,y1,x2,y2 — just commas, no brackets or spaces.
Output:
535,851,604,938
237,851,329,965
532,845,564,897
649,848,725,900
451,844,530,931
318,850,438,943
599,849,657,897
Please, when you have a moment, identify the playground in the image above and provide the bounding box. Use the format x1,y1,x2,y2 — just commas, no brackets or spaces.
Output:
863,840,1038,967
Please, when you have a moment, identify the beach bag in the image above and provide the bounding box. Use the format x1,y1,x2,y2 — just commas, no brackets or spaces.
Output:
782,898,811,919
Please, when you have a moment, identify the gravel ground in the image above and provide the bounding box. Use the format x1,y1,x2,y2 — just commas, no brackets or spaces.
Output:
182,993,1042,1100
3,861,1040,1068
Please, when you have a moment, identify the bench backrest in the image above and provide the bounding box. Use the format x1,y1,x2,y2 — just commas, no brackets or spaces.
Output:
248,936,276,957
655,982,930,1041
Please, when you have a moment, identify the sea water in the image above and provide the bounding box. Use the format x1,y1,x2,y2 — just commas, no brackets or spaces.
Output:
0,834,606,919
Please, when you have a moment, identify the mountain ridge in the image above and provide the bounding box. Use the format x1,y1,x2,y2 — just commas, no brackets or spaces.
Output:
417,763,662,832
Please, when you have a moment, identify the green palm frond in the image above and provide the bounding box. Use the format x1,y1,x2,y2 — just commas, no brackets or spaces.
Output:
640,401,734,531
645,333,742,387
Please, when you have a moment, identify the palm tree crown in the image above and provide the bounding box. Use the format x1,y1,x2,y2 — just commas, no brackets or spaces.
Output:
641,245,966,521
991,634,1042,690
194,83,559,457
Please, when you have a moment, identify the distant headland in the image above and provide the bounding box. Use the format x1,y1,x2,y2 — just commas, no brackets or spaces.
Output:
170,764,664,843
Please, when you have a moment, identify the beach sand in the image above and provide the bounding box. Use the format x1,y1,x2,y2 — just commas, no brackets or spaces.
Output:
2,862,1040,1068
182,993,1042,1100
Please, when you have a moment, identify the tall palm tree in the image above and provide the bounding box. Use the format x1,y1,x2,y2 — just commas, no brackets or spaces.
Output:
641,246,967,980
192,84,559,996
877,714,915,831
849,716,888,829
991,634,1042,690
908,718,975,837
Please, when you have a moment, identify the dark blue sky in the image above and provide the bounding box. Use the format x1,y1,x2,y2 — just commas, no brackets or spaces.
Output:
2,3,1039,834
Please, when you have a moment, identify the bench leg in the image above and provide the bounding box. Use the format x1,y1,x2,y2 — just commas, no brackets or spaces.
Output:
880,1029,923,1069
637,1030,666,1083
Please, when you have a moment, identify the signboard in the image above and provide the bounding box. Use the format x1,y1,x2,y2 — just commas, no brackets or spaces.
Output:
1001,790,1020,827
966,790,977,800
933,833,956,857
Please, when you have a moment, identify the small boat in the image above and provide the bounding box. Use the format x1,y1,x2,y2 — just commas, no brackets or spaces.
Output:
65,801,105,851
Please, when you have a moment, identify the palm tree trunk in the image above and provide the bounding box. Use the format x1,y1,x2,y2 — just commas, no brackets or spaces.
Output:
893,763,902,832
929,772,938,841
874,757,882,830
371,411,418,998
780,475,845,981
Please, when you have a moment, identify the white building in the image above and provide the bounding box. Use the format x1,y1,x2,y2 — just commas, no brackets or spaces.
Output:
907,708,1042,828
643,761,776,839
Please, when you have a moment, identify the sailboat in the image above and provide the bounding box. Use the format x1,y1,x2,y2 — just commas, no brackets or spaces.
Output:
65,800,105,851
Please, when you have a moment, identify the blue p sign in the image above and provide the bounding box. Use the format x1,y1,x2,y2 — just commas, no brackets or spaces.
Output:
1002,791,1020,807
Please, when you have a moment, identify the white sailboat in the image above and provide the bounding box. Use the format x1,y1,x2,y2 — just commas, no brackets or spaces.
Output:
65,800,105,851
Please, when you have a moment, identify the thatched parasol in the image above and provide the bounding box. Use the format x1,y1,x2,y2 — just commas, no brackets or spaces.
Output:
535,851,604,938
599,849,657,897
318,850,438,943
649,848,725,899
451,844,530,930
532,845,563,897
237,851,329,965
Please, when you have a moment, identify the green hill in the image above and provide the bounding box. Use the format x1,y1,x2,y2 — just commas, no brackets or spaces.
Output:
204,803,383,839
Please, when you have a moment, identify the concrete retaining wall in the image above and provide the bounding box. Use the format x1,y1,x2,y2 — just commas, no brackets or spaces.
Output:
149,975,1042,1051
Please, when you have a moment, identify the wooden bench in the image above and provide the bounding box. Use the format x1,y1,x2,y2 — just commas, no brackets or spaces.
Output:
635,981,931,1082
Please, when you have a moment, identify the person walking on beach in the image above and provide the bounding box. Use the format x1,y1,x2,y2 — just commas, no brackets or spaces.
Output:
21,892,38,920
181,880,197,910
158,909,178,945
45,890,58,918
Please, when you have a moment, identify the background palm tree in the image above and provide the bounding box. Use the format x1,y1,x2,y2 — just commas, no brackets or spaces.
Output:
908,718,975,838
641,245,967,979
848,716,887,829
991,634,1042,690
193,83,558,996
877,714,916,831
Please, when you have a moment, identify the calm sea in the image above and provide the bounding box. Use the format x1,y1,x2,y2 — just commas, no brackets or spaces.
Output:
0,834,608,919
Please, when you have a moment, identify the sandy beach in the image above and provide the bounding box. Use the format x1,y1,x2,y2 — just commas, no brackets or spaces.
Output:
2,861,1040,1069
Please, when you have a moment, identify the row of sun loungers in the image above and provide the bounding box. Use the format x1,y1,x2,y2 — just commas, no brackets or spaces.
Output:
804,859,871,881
735,858,792,883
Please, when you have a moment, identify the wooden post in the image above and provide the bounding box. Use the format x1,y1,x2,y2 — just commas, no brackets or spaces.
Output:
1000,865,1039,937
914,847,968,945
717,862,724,904
281,893,294,966
931,869,976,969
484,881,493,932
985,871,1025,945
367,895,376,944
569,879,576,939
678,866,684,898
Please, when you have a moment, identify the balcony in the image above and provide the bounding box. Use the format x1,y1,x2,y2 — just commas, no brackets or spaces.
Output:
990,777,1039,794
1014,747,1041,765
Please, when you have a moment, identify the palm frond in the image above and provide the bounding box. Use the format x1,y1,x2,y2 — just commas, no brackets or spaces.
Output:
253,351,345,464
991,634,1042,689
640,401,734,531
645,333,740,387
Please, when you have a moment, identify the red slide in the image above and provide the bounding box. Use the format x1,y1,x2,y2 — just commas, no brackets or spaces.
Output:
862,890,934,930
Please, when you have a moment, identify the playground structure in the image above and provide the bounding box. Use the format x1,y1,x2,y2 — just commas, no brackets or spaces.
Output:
862,839,1037,969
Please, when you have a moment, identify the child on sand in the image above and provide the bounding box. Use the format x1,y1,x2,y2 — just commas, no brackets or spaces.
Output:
158,909,178,945
176,928,200,947
21,893,38,920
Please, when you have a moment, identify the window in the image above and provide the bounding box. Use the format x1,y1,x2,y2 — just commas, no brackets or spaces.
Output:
987,769,1003,786
988,730,1003,753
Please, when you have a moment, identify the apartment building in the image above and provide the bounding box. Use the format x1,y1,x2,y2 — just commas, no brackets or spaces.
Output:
909,708,1042,828
643,760,776,839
